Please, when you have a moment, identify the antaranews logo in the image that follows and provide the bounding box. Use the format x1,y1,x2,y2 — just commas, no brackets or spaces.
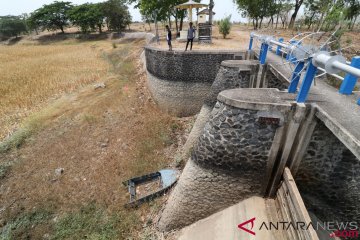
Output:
238,218,256,236
238,218,359,239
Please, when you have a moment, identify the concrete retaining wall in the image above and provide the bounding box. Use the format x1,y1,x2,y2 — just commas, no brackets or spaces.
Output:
144,47,246,116
153,50,360,233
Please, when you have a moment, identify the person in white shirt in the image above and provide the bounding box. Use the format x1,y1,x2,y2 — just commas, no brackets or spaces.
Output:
185,22,195,51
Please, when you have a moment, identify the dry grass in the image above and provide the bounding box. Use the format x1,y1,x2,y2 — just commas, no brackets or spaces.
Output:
0,37,187,239
0,41,110,141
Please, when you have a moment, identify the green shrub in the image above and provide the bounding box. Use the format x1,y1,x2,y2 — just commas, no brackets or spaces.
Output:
218,15,232,39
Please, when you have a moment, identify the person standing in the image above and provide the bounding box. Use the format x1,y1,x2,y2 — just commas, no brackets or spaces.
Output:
185,22,195,51
166,25,172,51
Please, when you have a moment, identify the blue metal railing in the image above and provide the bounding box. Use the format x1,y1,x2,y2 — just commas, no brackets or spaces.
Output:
249,33,360,105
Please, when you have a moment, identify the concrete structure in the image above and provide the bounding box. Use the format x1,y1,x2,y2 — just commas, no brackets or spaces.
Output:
197,9,216,24
159,88,295,231
178,168,321,240
142,36,360,238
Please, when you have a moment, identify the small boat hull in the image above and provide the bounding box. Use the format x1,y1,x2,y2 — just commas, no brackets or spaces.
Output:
123,169,180,207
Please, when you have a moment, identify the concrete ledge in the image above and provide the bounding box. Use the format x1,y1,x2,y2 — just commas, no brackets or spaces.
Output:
221,60,259,71
218,88,294,113
145,45,246,55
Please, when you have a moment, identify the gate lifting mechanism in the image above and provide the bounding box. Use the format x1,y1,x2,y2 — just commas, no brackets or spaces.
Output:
248,32,360,105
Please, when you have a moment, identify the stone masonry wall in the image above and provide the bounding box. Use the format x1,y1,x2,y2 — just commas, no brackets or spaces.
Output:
159,101,281,231
145,47,245,84
265,66,290,90
182,60,259,159
144,47,246,117
295,119,360,224
205,60,259,108
146,72,211,117
193,102,277,175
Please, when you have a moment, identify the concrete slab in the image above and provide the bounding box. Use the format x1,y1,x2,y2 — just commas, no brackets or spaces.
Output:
178,196,285,240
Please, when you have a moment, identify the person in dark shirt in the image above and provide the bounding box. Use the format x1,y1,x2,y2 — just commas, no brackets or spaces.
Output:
166,25,172,51
185,22,195,51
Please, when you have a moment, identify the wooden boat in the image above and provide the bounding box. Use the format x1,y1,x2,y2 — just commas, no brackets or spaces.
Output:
123,169,180,207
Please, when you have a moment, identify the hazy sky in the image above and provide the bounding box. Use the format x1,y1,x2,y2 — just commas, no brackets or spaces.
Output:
0,0,247,22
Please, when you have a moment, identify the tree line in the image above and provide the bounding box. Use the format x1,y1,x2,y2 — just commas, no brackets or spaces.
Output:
0,0,132,39
132,0,359,32
128,0,215,34
233,0,360,30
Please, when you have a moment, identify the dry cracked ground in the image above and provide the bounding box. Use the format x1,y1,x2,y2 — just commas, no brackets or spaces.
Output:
0,36,191,240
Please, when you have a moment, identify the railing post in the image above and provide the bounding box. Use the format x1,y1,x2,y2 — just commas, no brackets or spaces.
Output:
260,43,269,65
288,61,305,93
276,38,284,56
249,37,254,51
296,59,318,103
339,56,360,95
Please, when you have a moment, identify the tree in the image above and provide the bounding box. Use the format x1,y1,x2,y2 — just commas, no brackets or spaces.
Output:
234,0,275,29
344,0,360,29
219,15,232,38
129,0,193,33
279,2,293,28
209,0,215,25
323,0,345,31
314,0,334,31
69,3,105,33
0,15,27,38
103,0,132,32
29,1,73,33
304,0,322,29
288,0,304,29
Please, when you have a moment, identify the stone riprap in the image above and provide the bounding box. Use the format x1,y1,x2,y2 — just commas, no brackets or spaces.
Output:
295,119,360,224
144,47,246,116
182,60,259,159
159,89,293,231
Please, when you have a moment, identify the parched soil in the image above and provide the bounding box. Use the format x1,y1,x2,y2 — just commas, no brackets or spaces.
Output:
0,38,190,239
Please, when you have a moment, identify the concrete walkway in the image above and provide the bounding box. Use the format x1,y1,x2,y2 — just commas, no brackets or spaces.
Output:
265,51,360,159
178,197,285,240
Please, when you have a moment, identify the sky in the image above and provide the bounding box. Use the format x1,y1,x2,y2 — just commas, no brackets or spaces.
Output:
0,0,247,22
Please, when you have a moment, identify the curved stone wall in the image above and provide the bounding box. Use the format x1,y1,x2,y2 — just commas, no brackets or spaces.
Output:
205,60,259,108
192,102,277,173
159,89,293,231
182,60,259,159
144,47,246,117
147,72,211,117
